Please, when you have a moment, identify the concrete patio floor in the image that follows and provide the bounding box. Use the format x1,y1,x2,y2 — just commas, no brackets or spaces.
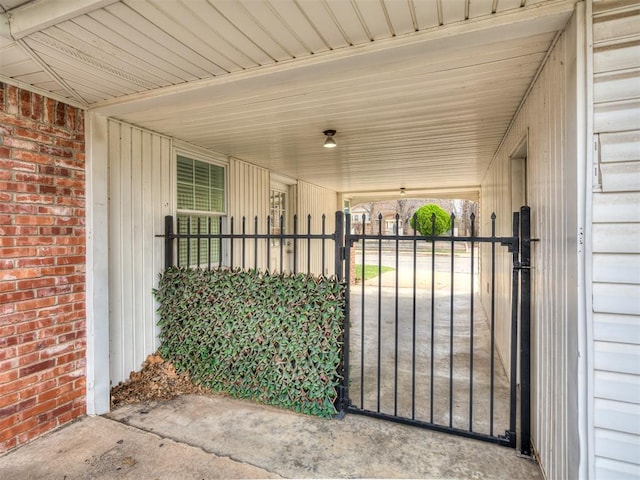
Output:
1,394,543,479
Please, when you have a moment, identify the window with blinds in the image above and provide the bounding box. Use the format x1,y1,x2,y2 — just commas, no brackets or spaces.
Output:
176,155,225,266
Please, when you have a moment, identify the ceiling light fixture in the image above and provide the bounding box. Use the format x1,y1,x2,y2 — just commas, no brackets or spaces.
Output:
323,129,337,148
400,188,406,196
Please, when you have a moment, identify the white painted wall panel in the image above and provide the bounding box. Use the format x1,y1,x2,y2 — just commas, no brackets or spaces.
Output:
227,157,270,270
480,14,580,479
296,180,338,277
107,120,172,385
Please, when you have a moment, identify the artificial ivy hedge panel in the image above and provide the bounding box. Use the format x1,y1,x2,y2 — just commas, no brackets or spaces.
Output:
154,267,345,417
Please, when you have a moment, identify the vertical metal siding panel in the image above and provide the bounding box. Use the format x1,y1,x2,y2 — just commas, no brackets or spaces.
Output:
150,134,163,346
480,25,575,479
108,121,123,384
592,2,640,475
108,120,174,385
131,129,144,373
119,125,134,385
140,131,154,361
296,181,337,276
228,158,269,270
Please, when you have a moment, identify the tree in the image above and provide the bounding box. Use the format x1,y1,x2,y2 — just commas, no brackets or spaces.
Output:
410,203,452,236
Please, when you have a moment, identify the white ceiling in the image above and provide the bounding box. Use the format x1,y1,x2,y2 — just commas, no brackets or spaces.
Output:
0,0,576,200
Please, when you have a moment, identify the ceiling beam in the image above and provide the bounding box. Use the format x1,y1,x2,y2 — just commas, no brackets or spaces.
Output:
3,0,117,39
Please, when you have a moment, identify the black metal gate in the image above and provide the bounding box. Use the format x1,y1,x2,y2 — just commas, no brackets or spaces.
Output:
160,207,531,453
336,206,531,454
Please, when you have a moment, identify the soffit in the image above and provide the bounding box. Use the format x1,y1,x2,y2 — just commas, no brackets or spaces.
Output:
0,0,575,195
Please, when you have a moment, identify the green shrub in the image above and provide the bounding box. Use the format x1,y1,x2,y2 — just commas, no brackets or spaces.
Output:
153,267,345,417
410,204,452,236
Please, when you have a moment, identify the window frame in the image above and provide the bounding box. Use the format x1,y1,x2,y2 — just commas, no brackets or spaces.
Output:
175,149,227,218
173,148,228,267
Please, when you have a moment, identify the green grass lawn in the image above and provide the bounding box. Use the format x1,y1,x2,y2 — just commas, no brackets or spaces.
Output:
355,264,394,282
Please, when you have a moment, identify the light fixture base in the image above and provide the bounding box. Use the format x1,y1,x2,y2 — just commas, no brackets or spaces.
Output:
323,129,337,148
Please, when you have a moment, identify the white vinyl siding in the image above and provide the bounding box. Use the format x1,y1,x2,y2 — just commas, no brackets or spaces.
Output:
107,120,172,385
480,12,580,479
592,1,640,477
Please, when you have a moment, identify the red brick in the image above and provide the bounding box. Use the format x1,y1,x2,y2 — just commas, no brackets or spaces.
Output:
4,136,37,151
0,158,37,172
0,247,38,257
0,392,20,409
17,277,55,290
19,359,55,377
0,280,16,292
0,181,38,193
19,378,56,400
53,102,65,126
15,127,50,143
0,290,35,304
0,237,15,247
0,303,15,315
5,85,18,114
0,202,38,214
19,90,31,118
0,369,19,384
0,259,14,269
15,215,53,226
15,297,56,312
31,94,43,121
15,172,54,184
14,194,54,204
0,268,40,281
12,150,53,164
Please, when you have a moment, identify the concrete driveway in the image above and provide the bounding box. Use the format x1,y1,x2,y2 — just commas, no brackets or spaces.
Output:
1,394,543,479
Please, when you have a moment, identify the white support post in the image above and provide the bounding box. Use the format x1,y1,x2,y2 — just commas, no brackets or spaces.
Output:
85,111,111,415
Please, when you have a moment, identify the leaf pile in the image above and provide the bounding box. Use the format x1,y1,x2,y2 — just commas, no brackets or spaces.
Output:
110,353,206,408
154,267,345,417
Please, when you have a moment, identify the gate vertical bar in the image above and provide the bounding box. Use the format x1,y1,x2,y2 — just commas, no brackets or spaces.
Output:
360,217,366,408
520,206,532,456
449,213,456,428
334,211,346,414
164,215,173,268
343,213,351,414
394,214,399,416
509,212,520,445
469,213,476,431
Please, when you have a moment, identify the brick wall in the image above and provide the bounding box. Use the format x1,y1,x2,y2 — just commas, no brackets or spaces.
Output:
0,83,86,453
